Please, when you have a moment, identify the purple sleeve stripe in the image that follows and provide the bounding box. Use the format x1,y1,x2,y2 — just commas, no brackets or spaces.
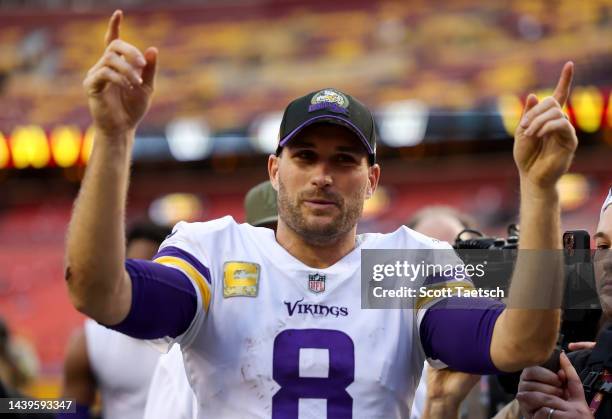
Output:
154,246,212,285
153,253,212,311
420,297,505,374
109,259,198,339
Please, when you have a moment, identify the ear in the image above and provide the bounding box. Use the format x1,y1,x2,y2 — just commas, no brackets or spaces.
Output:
366,164,381,199
268,154,280,191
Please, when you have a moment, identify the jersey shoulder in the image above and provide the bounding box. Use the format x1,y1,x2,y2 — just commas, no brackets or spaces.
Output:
165,216,271,252
366,225,453,250
166,215,237,242
158,216,242,258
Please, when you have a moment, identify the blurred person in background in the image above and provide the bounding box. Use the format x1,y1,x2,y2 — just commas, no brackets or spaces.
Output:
244,180,279,231
0,317,38,393
407,206,483,419
406,206,477,246
509,188,612,419
65,10,578,418
0,317,51,418
60,221,170,419
143,180,278,419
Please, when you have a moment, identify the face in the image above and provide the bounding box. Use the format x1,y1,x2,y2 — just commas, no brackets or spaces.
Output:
594,206,612,318
126,238,161,260
269,124,380,245
412,213,466,243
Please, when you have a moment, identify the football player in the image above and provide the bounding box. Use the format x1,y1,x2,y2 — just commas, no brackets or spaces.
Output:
65,10,577,418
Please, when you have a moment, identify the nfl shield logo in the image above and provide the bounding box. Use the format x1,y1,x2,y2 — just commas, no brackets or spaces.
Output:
308,273,326,293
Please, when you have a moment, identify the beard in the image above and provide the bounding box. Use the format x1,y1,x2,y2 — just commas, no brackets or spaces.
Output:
595,250,612,318
598,278,612,320
277,177,365,246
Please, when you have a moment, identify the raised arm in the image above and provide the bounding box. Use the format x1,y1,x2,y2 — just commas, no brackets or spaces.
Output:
490,62,577,371
65,10,158,324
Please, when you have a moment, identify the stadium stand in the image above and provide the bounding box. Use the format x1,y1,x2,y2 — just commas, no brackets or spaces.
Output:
0,0,610,133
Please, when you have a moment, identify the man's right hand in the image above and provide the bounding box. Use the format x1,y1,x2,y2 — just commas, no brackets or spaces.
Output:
83,10,158,138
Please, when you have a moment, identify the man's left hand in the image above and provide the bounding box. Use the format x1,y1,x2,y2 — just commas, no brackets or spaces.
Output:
513,62,577,189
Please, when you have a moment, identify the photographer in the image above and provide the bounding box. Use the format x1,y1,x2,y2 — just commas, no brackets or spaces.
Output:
515,187,612,418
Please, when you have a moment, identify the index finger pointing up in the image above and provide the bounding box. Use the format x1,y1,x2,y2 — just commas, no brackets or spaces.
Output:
104,10,123,47
552,61,574,107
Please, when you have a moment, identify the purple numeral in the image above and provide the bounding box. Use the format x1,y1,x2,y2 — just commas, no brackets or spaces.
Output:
272,329,354,419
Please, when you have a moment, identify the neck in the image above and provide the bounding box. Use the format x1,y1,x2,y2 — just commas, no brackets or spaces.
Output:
275,220,357,269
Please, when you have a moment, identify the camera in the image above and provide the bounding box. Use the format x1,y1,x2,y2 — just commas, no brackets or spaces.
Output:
453,226,601,351
455,227,602,395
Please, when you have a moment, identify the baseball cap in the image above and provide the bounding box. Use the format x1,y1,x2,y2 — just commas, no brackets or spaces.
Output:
275,88,377,165
245,181,278,227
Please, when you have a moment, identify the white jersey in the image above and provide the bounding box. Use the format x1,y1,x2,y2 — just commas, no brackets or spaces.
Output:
144,344,198,419
84,319,161,419
153,216,464,419
409,362,428,419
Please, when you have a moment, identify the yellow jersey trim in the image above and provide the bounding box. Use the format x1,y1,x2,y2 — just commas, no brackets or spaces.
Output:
154,256,212,311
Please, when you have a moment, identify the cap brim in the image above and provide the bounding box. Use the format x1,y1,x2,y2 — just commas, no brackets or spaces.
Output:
251,215,279,227
277,114,374,156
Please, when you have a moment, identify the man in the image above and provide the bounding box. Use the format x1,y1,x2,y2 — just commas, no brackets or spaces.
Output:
60,221,170,419
143,180,279,419
65,10,577,418
515,188,612,419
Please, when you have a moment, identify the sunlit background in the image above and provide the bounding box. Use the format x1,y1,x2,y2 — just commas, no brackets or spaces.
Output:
0,0,611,397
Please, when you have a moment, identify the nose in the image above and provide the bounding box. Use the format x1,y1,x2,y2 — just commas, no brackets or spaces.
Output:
310,161,333,189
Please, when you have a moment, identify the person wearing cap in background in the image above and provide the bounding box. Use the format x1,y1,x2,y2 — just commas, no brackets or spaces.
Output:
142,180,278,419
65,11,578,418
244,180,279,231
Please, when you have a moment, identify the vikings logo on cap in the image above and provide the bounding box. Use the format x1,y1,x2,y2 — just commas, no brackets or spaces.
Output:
311,89,349,108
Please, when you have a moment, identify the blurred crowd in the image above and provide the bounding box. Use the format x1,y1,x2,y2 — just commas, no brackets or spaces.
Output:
1,0,611,132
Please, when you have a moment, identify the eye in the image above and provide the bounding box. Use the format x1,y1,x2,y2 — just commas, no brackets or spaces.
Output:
294,150,317,161
596,243,610,250
335,153,358,165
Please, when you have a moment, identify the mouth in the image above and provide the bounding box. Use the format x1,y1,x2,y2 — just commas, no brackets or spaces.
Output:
303,199,339,210
600,279,612,292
